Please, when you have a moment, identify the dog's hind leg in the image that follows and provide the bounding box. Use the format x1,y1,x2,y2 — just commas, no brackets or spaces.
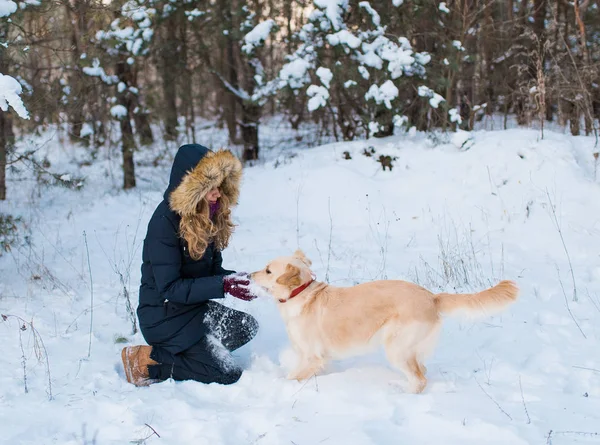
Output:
414,321,441,377
384,322,436,393
386,349,427,393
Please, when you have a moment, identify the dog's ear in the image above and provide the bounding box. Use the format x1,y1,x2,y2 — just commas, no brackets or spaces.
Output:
293,249,312,266
276,263,302,287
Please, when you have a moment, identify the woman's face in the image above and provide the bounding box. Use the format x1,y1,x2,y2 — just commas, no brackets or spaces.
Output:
206,187,221,204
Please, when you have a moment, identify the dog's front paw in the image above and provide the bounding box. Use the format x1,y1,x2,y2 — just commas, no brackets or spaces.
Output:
287,368,315,381
286,372,305,381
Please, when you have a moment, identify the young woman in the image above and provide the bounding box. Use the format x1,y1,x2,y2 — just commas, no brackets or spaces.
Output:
121,144,259,387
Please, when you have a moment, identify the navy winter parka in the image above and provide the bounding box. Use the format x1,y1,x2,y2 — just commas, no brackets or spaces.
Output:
137,144,242,354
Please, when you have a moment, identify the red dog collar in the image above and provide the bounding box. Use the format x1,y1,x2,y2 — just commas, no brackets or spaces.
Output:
279,275,315,303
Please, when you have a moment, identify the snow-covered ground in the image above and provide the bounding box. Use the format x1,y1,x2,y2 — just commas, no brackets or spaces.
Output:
1,123,599,445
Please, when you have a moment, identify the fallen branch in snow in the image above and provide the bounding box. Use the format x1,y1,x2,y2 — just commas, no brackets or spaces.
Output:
546,189,577,302
144,423,160,439
556,264,586,339
1,314,53,400
553,431,600,437
131,424,160,444
84,231,94,358
475,377,512,421
547,430,600,444
572,365,600,374
518,375,531,424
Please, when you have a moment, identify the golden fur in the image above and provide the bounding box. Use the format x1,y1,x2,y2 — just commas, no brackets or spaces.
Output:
250,250,519,393
169,149,242,260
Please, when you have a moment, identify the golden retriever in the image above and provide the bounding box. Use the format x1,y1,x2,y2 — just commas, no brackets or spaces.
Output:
250,249,519,393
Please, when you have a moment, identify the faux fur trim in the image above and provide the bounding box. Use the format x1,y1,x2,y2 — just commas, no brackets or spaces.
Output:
169,149,242,216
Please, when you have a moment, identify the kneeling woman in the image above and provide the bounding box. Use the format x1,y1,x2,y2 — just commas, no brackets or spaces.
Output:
122,144,259,386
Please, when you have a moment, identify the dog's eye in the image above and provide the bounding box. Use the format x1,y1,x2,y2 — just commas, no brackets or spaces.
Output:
266,268,271,274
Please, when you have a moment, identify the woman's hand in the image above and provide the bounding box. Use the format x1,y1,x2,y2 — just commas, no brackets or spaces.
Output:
223,274,257,301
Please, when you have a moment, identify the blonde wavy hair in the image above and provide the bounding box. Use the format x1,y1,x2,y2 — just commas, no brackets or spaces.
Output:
168,149,242,261
179,191,235,261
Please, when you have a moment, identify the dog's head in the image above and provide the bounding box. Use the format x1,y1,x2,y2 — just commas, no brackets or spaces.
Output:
250,249,313,302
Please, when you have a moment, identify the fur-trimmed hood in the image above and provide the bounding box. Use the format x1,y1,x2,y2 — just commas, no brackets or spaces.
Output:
165,144,242,217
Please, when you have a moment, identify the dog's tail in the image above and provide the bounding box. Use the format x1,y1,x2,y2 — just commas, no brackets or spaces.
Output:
433,280,518,318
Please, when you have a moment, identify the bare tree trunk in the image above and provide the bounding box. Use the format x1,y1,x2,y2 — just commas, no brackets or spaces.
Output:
282,0,307,130
116,56,136,189
178,11,195,142
234,0,263,160
284,0,293,54
267,0,277,116
64,0,91,144
132,77,154,146
220,0,240,144
573,0,590,65
514,0,530,125
482,0,494,118
240,103,260,161
160,16,179,141
225,45,239,144
562,98,581,136
0,20,13,200
533,0,547,42
0,114,8,201
573,0,592,135
134,111,153,146
532,0,547,129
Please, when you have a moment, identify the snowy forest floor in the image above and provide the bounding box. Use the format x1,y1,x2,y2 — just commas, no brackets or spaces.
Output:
1,117,600,445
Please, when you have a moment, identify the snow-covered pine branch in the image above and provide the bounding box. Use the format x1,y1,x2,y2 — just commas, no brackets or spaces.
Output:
81,0,154,90
83,0,155,123
277,0,444,138
93,0,155,65
0,73,28,119
242,19,275,55
212,71,251,102
0,0,31,119
240,19,279,105
82,59,118,85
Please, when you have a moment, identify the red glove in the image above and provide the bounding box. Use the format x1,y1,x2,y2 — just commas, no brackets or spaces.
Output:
223,274,257,301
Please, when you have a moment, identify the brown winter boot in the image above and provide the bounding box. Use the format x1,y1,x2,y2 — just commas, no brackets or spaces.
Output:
121,345,159,387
